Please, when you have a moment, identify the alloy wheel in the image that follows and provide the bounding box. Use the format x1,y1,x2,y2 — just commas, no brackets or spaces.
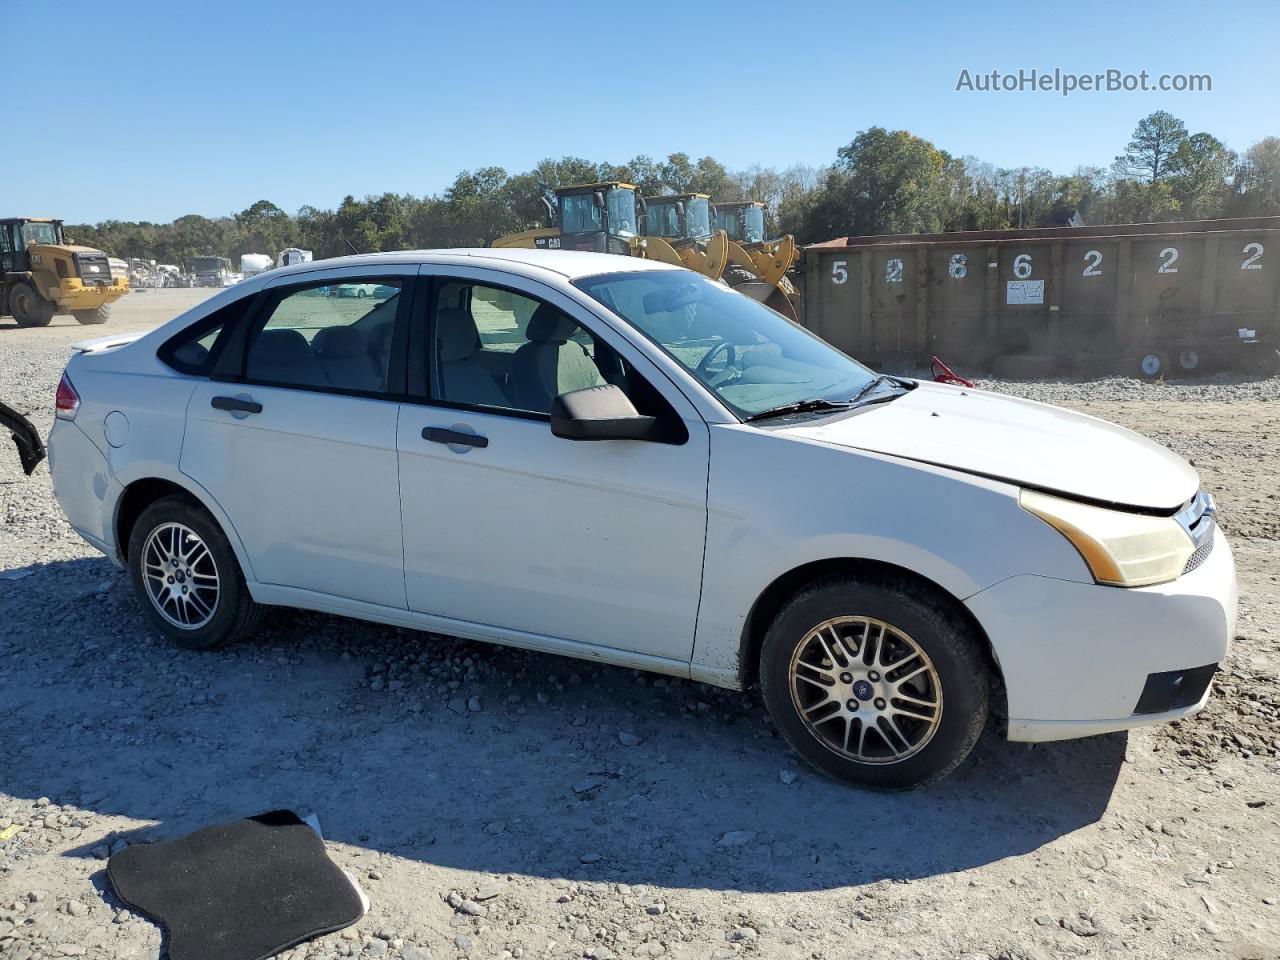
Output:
788,616,944,764
141,522,220,630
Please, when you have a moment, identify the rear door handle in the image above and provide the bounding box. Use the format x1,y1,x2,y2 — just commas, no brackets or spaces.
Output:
211,395,263,414
422,427,488,448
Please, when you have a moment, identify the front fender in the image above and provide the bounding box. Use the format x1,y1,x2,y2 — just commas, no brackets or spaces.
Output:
690,424,1091,686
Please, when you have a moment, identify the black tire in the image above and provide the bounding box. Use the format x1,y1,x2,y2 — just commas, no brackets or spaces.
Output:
8,283,55,327
127,494,264,650
991,352,1058,380
759,577,990,790
73,304,111,325
721,265,758,288
1137,350,1168,380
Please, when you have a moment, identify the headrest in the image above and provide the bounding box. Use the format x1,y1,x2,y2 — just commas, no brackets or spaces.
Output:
311,325,365,358
252,328,312,363
526,304,578,343
437,308,480,362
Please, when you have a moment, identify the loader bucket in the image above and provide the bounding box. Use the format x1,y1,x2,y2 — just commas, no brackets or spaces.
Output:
640,235,686,267
0,400,45,476
679,231,729,281
733,280,801,324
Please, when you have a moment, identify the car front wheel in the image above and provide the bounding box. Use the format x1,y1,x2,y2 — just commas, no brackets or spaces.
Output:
127,495,264,650
760,578,989,789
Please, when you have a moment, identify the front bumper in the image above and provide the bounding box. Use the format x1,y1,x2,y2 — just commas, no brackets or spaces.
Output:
51,277,129,309
966,529,1236,742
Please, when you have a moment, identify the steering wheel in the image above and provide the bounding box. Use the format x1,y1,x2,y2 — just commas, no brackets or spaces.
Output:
696,340,739,386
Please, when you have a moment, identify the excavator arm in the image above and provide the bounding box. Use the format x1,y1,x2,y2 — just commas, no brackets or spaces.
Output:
0,400,45,475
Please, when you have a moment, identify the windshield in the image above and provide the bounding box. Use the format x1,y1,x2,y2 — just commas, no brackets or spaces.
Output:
742,205,765,243
685,198,711,239
20,222,61,246
575,270,877,418
560,193,602,234
606,187,636,237
192,257,223,272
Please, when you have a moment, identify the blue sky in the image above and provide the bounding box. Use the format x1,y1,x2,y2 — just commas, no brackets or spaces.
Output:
11,0,1279,224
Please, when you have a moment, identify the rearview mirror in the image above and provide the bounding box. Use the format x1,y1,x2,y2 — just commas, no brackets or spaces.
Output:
642,282,703,315
550,385,658,441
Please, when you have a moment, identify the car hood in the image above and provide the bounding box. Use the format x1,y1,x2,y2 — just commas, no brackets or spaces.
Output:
779,381,1198,511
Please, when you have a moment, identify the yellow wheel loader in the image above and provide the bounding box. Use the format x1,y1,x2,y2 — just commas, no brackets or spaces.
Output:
712,200,800,320
493,182,641,255
638,193,729,280
491,183,728,281
1,219,128,327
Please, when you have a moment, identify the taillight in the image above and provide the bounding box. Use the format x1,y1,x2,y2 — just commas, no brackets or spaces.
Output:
55,371,80,420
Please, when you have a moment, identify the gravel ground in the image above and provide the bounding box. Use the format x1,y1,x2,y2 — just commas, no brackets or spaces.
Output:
1,292,1277,960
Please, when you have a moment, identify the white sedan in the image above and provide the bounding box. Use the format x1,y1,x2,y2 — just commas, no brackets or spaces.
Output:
47,249,1236,789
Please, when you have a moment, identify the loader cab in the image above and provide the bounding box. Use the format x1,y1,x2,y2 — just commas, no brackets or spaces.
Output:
713,202,767,245
1,218,66,273
642,194,713,245
549,182,639,254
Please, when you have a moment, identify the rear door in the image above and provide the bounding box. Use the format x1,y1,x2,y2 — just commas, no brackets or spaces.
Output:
181,265,414,608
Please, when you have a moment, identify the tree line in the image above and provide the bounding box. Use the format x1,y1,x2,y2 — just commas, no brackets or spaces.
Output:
67,112,1280,266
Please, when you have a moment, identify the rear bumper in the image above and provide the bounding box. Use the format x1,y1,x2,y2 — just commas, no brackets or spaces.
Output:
48,419,122,565
967,529,1236,742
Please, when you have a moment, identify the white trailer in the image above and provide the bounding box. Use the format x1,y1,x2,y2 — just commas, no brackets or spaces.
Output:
277,247,313,268
240,253,273,278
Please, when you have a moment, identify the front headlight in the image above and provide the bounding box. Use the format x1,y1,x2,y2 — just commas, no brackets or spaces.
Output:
1019,489,1194,587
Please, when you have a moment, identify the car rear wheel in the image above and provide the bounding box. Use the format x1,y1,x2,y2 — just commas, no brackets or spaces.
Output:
760,578,989,789
8,283,55,327
128,495,264,650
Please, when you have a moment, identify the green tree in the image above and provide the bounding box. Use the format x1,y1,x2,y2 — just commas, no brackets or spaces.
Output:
1231,137,1280,216
1168,133,1235,219
807,127,952,238
1115,111,1187,183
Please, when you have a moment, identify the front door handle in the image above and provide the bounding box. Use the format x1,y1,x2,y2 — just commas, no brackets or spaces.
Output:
211,395,263,415
422,427,488,448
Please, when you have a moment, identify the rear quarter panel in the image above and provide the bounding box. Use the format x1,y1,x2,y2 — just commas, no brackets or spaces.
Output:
63,347,258,578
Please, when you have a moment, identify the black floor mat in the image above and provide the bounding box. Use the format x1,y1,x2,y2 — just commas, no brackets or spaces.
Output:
107,810,364,960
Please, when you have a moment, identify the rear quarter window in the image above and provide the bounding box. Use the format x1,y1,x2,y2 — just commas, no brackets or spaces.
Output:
159,296,252,375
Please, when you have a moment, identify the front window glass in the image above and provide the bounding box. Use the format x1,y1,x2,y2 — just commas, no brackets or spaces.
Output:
685,198,711,239
743,205,766,243
560,193,602,234
606,188,637,237
245,280,400,392
575,271,877,418
430,280,615,415
20,222,60,246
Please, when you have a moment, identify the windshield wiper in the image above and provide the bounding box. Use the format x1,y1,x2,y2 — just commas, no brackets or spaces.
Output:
744,398,853,422
847,374,908,406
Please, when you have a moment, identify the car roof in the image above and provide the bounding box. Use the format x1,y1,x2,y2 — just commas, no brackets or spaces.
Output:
262,248,684,284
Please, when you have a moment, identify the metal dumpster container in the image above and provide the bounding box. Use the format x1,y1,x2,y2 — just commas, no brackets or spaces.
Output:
799,217,1280,377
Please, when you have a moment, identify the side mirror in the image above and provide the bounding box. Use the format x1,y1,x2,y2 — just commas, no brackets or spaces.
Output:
550,384,658,442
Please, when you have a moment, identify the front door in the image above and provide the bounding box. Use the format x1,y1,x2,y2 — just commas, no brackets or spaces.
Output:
181,269,412,608
396,271,709,664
